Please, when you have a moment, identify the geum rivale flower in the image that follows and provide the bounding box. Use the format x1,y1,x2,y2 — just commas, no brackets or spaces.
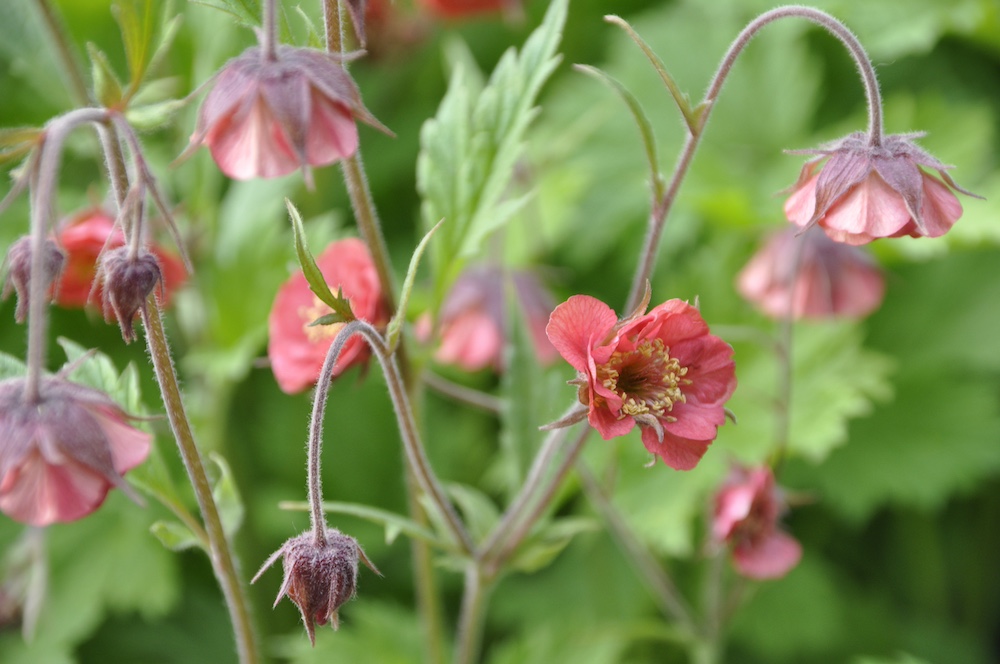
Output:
0,376,150,526
546,295,736,471
785,131,979,245
737,225,885,320
187,45,391,186
713,466,801,580
268,238,388,394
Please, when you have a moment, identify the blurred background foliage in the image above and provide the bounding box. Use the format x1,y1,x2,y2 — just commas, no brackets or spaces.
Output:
0,0,998,662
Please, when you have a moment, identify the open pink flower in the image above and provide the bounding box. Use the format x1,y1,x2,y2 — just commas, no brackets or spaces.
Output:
53,208,186,309
737,225,885,320
268,238,388,394
0,376,150,527
189,46,389,185
546,295,736,471
713,466,801,580
785,132,975,245
434,267,557,372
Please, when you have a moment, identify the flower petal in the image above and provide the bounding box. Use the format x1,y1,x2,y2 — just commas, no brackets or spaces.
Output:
640,428,710,471
733,530,802,579
545,295,617,373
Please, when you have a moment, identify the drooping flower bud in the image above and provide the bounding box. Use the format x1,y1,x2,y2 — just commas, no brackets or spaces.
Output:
100,247,163,343
0,376,150,527
188,46,391,187
712,466,801,580
784,131,978,245
252,528,380,645
736,225,885,320
2,236,65,323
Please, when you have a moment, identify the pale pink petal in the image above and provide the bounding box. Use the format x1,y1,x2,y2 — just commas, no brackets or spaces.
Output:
207,99,299,180
640,428,710,471
305,94,360,166
783,175,819,228
90,408,152,474
0,451,109,526
713,483,756,540
435,310,503,371
915,172,963,238
545,295,617,373
822,173,911,243
733,530,802,579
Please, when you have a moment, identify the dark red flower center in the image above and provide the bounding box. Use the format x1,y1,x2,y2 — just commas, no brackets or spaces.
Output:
597,338,689,420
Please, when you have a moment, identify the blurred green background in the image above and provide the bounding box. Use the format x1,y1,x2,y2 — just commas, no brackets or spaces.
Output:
1,0,999,662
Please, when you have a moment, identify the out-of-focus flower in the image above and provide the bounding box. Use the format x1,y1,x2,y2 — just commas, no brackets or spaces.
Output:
267,238,388,394
0,376,150,527
784,132,975,245
736,225,885,320
188,46,389,185
252,528,379,645
433,267,557,372
53,208,186,310
713,466,801,580
417,0,519,19
2,236,65,323
546,295,736,470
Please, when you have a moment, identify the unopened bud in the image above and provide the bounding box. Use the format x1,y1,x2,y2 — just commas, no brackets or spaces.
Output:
2,236,65,323
101,247,162,343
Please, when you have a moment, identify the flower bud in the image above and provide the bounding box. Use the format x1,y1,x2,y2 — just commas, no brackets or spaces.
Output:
101,247,163,343
0,376,150,526
2,236,65,323
252,528,380,645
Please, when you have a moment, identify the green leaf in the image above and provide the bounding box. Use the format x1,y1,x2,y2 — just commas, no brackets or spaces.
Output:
287,198,355,322
112,0,155,94
188,0,259,27
208,452,244,539
86,43,123,108
125,98,186,130
150,520,202,552
57,338,145,410
417,0,567,304
0,352,27,380
447,483,500,544
509,517,598,574
386,218,444,353
279,500,451,550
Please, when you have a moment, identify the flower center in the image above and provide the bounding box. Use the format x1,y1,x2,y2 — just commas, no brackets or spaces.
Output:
597,338,689,420
299,296,344,343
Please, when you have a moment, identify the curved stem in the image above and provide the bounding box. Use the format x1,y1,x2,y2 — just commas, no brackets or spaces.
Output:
626,5,883,311
142,304,260,664
24,108,110,402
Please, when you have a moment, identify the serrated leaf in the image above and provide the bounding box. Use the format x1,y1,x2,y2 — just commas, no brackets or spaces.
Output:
150,520,202,552
279,500,450,550
0,352,27,380
87,43,124,108
208,452,244,539
509,517,598,574
287,198,355,321
125,98,186,130
57,338,139,406
417,0,567,304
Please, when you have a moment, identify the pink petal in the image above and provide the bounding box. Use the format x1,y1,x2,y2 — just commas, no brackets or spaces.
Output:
783,175,819,228
207,98,300,180
305,95,360,166
662,400,726,441
713,483,756,540
0,451,110,526
90,408,152,474
546,295,617,373
916,172,963,238
435,310,503,371
733,530,802,579
640,428,710,471
588,401,634,440
671,335,736,406
822,173,912,244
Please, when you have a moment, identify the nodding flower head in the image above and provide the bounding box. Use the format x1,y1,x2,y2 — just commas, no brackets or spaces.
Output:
252,528,380,645
546,295,736,471
189,46,391,187
0,376,150,527
2,236,65,323
713,466,801,580
737,225,885,321
100,247,164,343
784,131,978,245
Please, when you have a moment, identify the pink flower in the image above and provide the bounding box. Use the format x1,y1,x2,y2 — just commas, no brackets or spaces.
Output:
189,46,388,185
53,208,186,310
713,466,801,580
546,295,736,470
0,376,150,527
784,132,975,245
434,267,557,372
267,239,388,394
736,225,885,320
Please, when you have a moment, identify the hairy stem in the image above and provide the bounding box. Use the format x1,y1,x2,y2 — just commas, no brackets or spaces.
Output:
626,5,883,310
260,0,279,61
453,564,493,664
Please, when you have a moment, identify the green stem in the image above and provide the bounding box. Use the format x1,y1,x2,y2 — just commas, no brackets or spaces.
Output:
453,564,493,664
142,304,260,664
